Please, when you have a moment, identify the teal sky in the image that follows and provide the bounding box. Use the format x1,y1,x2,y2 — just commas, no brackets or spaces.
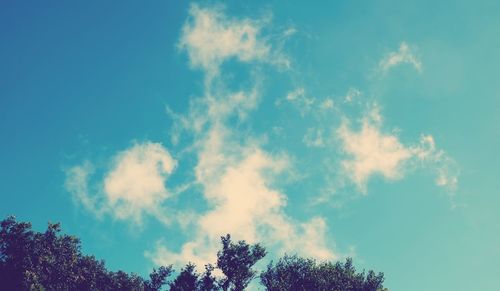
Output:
1,1,500,290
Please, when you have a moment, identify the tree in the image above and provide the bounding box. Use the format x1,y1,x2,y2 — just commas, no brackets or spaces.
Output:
260,255,385,291
169,263,198,291
1,216,387,291
197,264,218,291
146,266,174,291
260,255,317,291
0,217,85,290
0,216,172,291
216,234,266,291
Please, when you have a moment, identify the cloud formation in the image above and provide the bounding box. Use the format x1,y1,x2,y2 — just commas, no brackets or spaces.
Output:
65,3,460,276
65,142,176,225
156,75,336,270
149,4,337,269
379,42,422,73
277,87,337,116
180,4,277,78
303,128,326,148
337,105,458,193
338,111,412,191
149,138,336,269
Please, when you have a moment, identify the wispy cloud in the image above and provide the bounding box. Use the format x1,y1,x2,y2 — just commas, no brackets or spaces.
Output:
277,87,338,116
65,161,106,217
157,84,338,269
379,42,422,74
179,4,289,80
150,4,337,270
150,139,336,269
343,88,361,104
337,104,458,193
65,3,460,274
415,135,460,193
275,87,315,116
303,128,325,148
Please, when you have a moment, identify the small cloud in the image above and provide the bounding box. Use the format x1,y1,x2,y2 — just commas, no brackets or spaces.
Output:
298,217,335,260
343,88,361,104
415,135,460,193
337,105,458,194
282,27,297,38
65,142,177,226
65,161,105,218
379,42,422,74
104,142,176,224
337,106,412,192
320,98,335,109
303,128,325,148
285,87,306,101
276,87,315,116
272,126,285,136
179,4,289,79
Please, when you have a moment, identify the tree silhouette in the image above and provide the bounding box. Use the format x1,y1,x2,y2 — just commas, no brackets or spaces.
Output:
0,216,172,291
197,264,217,291
216,234,266,291
1,216,386,291
260,255,385,291
169,263,198,291
146,266,174,291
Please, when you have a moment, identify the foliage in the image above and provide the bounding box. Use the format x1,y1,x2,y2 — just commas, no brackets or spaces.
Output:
260,255,385,291
197,264,217,291
147,266,174,291
216,234,266,291
0,216,172,290
169,263,198,291
0,216,386,291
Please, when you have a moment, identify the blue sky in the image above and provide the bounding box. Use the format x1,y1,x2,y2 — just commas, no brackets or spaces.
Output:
1,1,500,290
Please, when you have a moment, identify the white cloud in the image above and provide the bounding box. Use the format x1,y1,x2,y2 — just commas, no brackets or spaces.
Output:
150,120,337,270
298,217,333,260
278,88,361,115
65,161,106,218
320,98,335,109
343,88,361,104
179,4,288,79
285,87,306,102
103,143,176,224
157,37,337,266
337,107,412,192
379,42,422,73
337,105,458,193
282,27,297,38
415,135,459,192
303,128,325,148
159,8,337,265
65,142,177,225
276,87,316,116
63,3,463,279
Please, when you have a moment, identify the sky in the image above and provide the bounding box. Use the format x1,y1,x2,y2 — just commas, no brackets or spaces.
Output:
1,1,500,290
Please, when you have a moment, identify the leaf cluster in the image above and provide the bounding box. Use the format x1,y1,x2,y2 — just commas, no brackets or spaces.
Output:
261,255,385,291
